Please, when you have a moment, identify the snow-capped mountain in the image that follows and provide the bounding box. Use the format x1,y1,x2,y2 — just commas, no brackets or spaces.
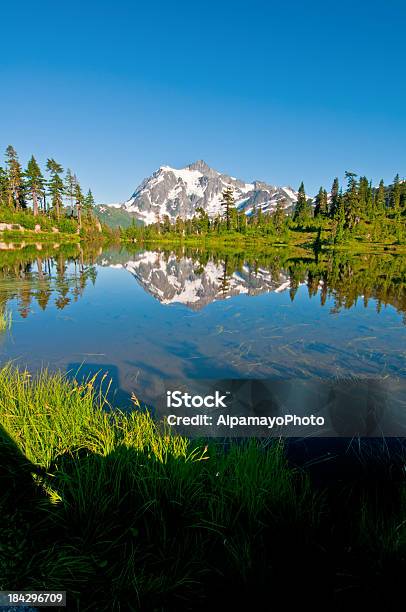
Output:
122,160,299,225
101,250,291,310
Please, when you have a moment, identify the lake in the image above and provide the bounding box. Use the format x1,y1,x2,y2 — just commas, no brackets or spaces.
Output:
1,244,406,412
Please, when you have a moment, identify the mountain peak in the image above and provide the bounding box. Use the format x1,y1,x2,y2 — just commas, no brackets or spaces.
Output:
187,160,212,173
123,162,299,225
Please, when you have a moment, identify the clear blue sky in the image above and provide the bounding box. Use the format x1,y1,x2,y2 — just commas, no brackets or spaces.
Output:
1,0,405,202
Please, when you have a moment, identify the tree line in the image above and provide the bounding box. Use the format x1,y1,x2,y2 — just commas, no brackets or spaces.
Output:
122,172,406,244
295,172,406,230
0,145,95,227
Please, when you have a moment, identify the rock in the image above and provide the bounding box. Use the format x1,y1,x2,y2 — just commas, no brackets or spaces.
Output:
0,222,24,231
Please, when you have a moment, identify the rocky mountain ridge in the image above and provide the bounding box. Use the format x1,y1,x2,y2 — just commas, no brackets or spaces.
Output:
100,161,301,226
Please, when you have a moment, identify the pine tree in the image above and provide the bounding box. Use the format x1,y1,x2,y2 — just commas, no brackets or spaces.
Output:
221,186,234,230
74,180,84,228
329,177,340,218
390,173,401,216
65,168,76,209
343,171,359,229
293,181,311,223
257,206,263,228
46,158,64,219
358,176,369,220
5,145,24,209
24,155,45,216
323,189,328,216
0,167,9,207
84,189,95,219
401,179,406,213
375,179,386,217
272,199,286,233
175,216,185,236
314,187,328,217
366,180,374,219
163,214,171,233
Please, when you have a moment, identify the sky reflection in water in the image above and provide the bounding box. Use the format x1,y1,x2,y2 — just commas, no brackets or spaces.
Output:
0,246,405,405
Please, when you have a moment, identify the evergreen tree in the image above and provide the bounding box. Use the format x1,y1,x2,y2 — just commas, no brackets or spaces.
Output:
272,199,286,233
175,215,185,236
5,145,24,209
221,186,234,230
358,176,369,219
366,180,374,219
65,168,76,209
375,179,386,217
162,214,171,233
343,171,359,229
314,187,328,217
293,181,311,223
390,173,401,216
256,206,263,228
0,167,9,207
322,189,328,216
84,189,95,219
238,210,247,233
401,179,406,213
24,155,45,216
74,180,84,227
46,158,64,219
329,177,340,218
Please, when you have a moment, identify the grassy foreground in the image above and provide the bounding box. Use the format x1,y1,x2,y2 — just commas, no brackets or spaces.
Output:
1,366,406,610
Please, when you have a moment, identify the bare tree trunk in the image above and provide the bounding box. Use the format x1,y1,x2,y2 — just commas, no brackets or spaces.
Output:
33,192,39,216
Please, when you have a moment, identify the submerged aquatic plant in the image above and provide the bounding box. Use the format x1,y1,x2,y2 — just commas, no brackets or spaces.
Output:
0,308,12,332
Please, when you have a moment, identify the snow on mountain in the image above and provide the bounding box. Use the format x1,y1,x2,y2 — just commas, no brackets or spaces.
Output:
98,203,123,210
101,250,291,310
121,160,299,225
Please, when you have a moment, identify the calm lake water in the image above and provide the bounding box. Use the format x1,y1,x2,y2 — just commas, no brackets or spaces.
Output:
0,244,405,406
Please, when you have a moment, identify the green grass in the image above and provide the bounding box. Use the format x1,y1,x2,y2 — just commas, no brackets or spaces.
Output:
0,365,406,610
0,229,80,244
123,231,406,255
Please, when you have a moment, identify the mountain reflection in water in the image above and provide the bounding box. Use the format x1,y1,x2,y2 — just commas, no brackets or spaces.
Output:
104,250,291,309
0,244,405,404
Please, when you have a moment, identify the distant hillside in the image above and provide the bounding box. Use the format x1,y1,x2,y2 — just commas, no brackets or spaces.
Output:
93,205,143,228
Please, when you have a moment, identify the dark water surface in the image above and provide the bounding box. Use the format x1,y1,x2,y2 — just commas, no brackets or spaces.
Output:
0,244,405,406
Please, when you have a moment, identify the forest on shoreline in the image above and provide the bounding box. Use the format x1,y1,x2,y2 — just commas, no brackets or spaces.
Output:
121,172,406,250
1,145,405,252
0,145,116,243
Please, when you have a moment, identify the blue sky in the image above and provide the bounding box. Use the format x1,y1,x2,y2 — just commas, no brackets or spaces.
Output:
1,0,405,202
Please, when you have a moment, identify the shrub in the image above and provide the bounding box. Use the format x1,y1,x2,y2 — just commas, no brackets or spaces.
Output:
56,218,78,234
0,209,37,230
